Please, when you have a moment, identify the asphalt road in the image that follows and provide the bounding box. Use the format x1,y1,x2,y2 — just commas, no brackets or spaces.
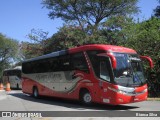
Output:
0,90,160,120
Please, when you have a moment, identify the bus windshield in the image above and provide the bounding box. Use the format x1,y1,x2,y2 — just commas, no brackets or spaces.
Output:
113,53,145,87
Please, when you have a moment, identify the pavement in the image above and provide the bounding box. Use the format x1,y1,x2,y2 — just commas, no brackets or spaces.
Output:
0,90,160,120
0,90,7,100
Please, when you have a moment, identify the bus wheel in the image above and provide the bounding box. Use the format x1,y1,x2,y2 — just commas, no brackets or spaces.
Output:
80,90,92,105
33,87,39,98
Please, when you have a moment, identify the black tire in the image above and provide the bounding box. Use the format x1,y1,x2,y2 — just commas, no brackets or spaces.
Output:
80,90,92,105
33,87,39,98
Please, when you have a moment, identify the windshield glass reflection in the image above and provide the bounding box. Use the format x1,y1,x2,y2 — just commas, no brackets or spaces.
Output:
113,53,145,87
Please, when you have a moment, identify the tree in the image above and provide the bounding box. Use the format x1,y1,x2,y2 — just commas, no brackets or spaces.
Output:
20,42,42,59
99,15,135,45
42,0,139,33
43,15,137,53
44,25,86,53
124,17,160,55
21,29,49,59
154,0,160,18
0,33,19,77
154,6,160,18
44,23,115,53
42,0,139,51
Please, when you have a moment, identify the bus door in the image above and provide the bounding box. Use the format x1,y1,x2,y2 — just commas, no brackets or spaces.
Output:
98,56,113,100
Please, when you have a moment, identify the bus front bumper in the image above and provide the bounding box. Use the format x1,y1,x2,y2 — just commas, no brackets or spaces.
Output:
102,88,148,105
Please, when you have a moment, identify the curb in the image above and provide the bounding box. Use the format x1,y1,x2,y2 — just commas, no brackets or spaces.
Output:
147,98,160,101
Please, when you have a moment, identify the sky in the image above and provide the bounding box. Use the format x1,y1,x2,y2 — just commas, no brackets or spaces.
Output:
0,0,159,42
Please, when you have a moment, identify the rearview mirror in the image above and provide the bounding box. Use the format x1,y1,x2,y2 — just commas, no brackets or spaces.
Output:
140,56,154,68
97,53,117,69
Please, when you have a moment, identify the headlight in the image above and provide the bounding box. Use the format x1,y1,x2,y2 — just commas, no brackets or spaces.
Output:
108,87,147,96
108,87,134,95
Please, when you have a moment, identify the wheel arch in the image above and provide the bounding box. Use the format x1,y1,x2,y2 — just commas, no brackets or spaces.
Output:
32,85,38,92
79,87,92,99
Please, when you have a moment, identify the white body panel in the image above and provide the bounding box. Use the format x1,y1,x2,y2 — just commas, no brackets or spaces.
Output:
23,71,87,92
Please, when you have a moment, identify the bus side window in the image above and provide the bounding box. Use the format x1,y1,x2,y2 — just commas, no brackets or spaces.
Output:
8,70,12,76
38,60,49,73
100,60,110,82
71,52,89,73
87,50,106,77
23,62,33,74
48,58,59,72
59,55,71,71
17,71,21,78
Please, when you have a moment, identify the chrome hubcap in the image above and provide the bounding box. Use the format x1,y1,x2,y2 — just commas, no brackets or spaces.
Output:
83,93,91,103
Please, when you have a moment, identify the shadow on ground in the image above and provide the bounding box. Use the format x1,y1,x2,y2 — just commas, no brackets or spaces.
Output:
8,90,139,111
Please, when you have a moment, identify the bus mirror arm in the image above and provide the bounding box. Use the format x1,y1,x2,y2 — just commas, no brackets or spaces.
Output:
106,53,117,69
140,56,154,68
97,53,117,69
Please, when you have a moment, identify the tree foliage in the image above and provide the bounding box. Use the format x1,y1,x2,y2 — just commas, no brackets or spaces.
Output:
21,29,49,59
44,15,135,53
154,0,160,18
99,15,135,45
124,17,160,78
45,25,86,53
41,0,139,52
0,33,19,77
124,17,160,55
154,6,160,18
20,42,42,59
42,0,139,33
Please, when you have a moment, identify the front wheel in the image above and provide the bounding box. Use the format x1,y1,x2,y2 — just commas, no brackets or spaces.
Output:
80,91,92,105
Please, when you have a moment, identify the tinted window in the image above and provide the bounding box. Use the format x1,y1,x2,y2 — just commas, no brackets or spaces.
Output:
87,50,105,77
23,57,59,74
71,52,89,73
23,53,88,74
87,50,113,82
3,70,21,78
22,55,72,74
59,55,71,71
100,60,110,82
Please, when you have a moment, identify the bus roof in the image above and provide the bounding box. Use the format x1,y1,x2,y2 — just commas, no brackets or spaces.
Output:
69,44,137,54
23,50,67,63
23,44,137,63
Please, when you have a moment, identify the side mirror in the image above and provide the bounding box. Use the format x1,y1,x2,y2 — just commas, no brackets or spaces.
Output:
140,56,154,68
97,53,117,69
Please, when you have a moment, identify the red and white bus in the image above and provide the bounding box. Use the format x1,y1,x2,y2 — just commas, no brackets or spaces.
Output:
22,44,153,105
